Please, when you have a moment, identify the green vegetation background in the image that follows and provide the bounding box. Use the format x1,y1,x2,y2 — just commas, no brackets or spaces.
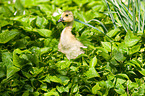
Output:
0,0,145,96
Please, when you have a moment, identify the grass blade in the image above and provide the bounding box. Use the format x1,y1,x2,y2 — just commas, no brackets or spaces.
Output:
137,0,141,31
142,0,145,33
74,19,114,42
105,0,117,28
88,19,108,32
132,0,136,34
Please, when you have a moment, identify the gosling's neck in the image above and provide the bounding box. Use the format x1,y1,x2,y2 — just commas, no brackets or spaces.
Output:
66,21,73,28
62,21,73,34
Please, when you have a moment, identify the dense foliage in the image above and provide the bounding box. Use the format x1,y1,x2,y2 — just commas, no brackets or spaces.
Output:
0,0,145,96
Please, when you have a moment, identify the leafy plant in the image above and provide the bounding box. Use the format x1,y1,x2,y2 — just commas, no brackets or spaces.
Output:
0,0,145,96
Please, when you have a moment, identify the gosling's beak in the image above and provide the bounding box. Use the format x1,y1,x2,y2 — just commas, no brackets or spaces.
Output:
58,17,64,22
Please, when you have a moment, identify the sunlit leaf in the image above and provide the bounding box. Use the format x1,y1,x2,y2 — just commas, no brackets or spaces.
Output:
129,45,141,55
72,84,79,93
113,49,125,62
0,30,19,43
49,76,62,84
92,83,101,94
125,31,140,47
2,52,13,67
85,67,100,79
36,16,48,28
116,74,129,80
44,89,59,96
89,56,97,67
7,66,20,79
33,29,52,37
101,42,111,52
107,28,120,37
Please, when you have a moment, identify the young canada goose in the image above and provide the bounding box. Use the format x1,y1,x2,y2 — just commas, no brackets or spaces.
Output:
58,11,87,60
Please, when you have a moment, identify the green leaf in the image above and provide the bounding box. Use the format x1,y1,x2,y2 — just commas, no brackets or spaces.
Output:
22,91,29,96
139,68,145,76
44,89,59,96
33,91,39,96
2,52,13,67
130,59,142,69
0,30,19,43
125,31,140,47
85,67,100,79
33,29,52,37
0,19,13,28
49,76,62,84
73,0,89,6
43,74,51,83
0,66,6,78
21,71,32,79
98,50,111,60
116,78,126,85
38,4,52,17
40,83,47,91
25,84,34,92
13,49,23,68
59,76,70,86
72,84,79,93
85,57,99,79
115,88,126,94
96,47,108,53
56,86,64,93
30,67,44,77
107,28,120,37
115,84,126,94
7,66,20,79
36,16,48,28
57,60,71,69
89,56,97,67
116,74,129,80
40,47,50,55
15,0,24,11
21,0,50,7
105,80,114,88
110,58,119,66
129,44,140,55
101,42,111,52
1,6,13,17
92,83,101,94
113,49,125,62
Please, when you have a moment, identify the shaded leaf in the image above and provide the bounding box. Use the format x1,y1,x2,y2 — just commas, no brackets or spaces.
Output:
139,68,145,76
22,91,29,96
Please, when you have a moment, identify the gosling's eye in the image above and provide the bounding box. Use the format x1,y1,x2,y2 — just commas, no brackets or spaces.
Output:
65,14,68,17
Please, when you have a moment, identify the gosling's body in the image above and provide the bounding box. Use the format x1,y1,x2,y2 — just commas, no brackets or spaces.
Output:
58,11,86,60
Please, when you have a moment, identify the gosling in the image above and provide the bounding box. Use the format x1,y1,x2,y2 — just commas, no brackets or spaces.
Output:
58,11,87,60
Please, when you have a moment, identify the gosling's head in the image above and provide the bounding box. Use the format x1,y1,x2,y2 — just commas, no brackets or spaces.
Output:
58,11,74,22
